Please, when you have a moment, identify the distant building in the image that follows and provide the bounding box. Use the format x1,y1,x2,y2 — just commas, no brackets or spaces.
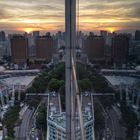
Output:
0,41,9,58
55,31,65,50
84,33,105,62
10,35,29,68
0,31,6,42
112,34,129,67
77,31,84,49
0,46,7,59
46,32,51,37
134,44,140,61
100,30,108,38
135,30,140,41
57,31,63,40
33,31,40,38
104,36,112,63
35,35,53,63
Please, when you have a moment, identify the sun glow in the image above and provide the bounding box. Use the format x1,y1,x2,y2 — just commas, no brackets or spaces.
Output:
106,28,115,33
23,28,36,33
18,28,41,33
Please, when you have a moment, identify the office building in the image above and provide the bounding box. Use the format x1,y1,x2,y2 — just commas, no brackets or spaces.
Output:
0,31,6,42
10,35,29,68
112,34,129,67
35,35,53,63
100,30,108,38
33,31,40,38
84,33,105,62
135,30,140,41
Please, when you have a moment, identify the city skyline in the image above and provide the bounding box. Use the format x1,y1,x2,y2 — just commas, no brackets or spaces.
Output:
0,0,140,33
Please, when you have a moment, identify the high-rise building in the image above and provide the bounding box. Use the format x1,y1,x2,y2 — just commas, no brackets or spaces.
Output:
84,33,105,62
10,35,29,67
46,32,51,37
112,34,129,67
135,30,140,41
0,31,6,42
35,35,53,63
100,30,108,38
33,31,40,38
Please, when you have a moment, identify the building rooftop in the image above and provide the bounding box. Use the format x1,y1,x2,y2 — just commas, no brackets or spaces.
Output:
3,69,40,74
104,76,139,86
2,76,36,87
48,92,94,131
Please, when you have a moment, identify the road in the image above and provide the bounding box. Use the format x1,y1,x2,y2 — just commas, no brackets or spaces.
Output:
29,97,48,140
16,108,34,140
94,98,126,140
106,106,126,140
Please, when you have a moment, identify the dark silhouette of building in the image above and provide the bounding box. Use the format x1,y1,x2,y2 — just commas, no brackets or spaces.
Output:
0,31,6,41
135,30,140,41
35,35,53,63
84,32,105,62
112,34,129,67
100,30,108,38
33,31,40,38
10,35,29,66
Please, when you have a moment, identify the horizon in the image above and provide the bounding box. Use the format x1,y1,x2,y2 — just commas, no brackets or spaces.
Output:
1,29,139,36
0,0,140,33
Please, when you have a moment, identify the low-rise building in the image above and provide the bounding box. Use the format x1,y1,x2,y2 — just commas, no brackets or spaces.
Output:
47,92,95,140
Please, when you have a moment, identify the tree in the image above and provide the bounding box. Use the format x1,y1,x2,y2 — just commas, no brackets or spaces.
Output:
3,105,20,138
48,79,64,92
51,63,65,80
79,79,92,91
4,138,15,140
77,63,89,80
36,104,47,136
120,103,138,139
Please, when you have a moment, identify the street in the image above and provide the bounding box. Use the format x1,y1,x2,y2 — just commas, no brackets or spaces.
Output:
106,106,126,140
16,108,34,140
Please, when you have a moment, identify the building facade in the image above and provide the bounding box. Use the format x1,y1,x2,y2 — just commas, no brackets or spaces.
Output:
100,30,108,38
135,30,140,41
84,33,105,62
35,35,53,63
0,31,6,42
10,35,29,68
112,34,129,68
47,92,95,140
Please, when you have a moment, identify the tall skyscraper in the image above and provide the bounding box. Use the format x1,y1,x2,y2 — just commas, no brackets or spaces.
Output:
0,31,6,42
135,30,140,41
10,35,29,67
84,33,105,62
35,35,53,63
112,34,129,67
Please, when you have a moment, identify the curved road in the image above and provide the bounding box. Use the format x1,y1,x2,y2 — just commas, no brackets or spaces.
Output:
16,108,34,140
106,106,126,140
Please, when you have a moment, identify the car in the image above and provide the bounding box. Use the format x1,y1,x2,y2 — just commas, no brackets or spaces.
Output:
106,128,111,136
0,123,3,140
32,127,35,132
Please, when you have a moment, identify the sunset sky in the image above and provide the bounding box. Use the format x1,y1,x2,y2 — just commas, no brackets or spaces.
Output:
0,0,140,33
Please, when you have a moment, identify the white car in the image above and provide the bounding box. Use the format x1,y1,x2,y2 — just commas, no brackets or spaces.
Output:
0,123,3,140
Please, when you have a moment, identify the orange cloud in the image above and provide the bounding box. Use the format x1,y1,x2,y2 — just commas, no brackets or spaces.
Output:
0,0,139,32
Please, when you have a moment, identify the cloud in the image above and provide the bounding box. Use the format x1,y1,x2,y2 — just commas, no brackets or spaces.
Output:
0,0,140,32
